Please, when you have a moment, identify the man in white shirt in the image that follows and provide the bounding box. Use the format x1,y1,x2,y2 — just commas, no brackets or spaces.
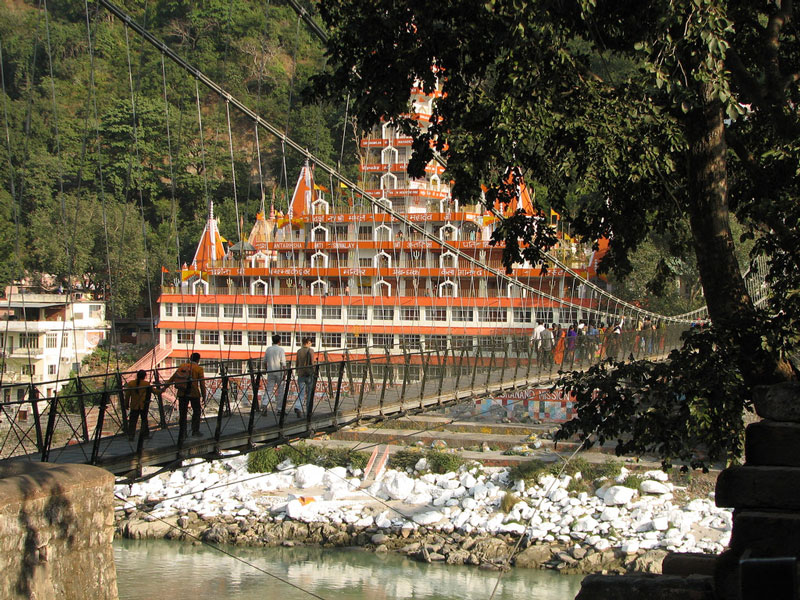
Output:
539,325,555,367
532,320,546,361
262,334,286,411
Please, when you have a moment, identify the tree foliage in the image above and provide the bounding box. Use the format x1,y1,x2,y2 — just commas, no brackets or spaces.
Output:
555,326,750,469
312,0,799,465
0,0,353,318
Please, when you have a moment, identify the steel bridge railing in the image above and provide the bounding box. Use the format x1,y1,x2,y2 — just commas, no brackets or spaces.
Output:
0,324,688,470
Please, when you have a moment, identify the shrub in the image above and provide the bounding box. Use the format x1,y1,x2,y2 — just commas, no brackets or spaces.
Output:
248,443,371,473
566,477,592,494
425,450,465,474
316,447,370,470
246,442,316,473
247,447,282,473
280,442,319,465
57,376,105,414
561,457,591,477
620,474,644,491
585,459,623,481
507,459,551,483
387,449,466,474
500,491,524,513
546,457,623,485
388,448,424,471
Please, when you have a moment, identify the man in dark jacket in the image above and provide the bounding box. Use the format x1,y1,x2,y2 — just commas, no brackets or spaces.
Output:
293,337,315,418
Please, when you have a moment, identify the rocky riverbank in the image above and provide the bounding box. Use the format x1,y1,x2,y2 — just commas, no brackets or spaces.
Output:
114,453,731,576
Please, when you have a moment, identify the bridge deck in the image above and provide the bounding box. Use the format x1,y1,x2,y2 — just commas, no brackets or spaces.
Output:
16,367,558,476
2,335,680,477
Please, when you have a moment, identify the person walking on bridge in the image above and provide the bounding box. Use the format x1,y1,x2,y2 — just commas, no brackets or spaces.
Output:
539,325,555,368
263,334,286,412
532,319,546,363
294,337,315,418
124,369,151,442
166,352,206,442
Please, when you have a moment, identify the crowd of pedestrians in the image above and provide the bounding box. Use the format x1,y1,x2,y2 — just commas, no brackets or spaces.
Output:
122,340,318,445
530,317,666,368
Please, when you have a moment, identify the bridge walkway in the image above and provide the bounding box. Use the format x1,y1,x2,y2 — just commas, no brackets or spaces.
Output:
1,333,681,477
21,363,561,476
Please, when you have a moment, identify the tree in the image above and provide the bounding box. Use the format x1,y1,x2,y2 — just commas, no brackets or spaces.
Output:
0,0,352,296
312,0,799,465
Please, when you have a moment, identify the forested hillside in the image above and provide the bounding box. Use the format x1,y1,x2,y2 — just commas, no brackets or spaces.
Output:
0,0,354,318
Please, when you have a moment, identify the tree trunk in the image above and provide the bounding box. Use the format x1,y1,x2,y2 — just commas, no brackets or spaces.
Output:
685,82,794,384
685,84,751,327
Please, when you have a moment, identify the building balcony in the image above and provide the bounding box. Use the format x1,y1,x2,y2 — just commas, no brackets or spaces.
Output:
0,372,48,384
6,348,46,360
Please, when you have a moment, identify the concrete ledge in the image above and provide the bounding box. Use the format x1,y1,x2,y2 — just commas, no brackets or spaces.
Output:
0,462,117,600
753,382,800,422
662,552,718,576
728,511,800,556
574,573,715,600
716,465,800,510
0,462,114,506
745,420,800,466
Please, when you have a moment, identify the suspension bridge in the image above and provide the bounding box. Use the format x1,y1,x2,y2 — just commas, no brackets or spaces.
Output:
1,328,686,478
0,1,770,480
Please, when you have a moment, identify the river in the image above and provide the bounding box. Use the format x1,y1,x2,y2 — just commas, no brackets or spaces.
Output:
114,539,584,600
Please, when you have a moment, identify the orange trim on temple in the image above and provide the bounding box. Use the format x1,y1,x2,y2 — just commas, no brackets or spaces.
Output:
158,294,598,308
159,320,538,335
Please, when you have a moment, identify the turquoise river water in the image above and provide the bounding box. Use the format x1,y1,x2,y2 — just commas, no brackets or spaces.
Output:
114,539,584,600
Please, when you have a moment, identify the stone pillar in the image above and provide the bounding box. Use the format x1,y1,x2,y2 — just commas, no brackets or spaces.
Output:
713,381,800,599
0,462,118,600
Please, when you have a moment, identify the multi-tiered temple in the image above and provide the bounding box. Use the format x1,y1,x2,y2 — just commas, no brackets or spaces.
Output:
156,86,605,372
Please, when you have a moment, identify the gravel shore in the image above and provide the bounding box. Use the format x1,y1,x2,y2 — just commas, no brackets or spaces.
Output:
114,453,731,576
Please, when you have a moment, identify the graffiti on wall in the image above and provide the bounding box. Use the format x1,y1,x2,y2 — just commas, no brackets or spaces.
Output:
474,388,576,422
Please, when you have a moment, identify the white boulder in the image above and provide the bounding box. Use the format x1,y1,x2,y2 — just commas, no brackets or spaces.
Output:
652,516,670,531
471,483,489,501
572,516,599,533
643,470,670,482
383,471,416,501
501,523,527,535
461,497,478,510
294,464,326,489
405,492,433,505
412,510,446,526
603,486,637,506
620,540,640,554
276,458,295,471
460,472,478,489
594,538,611,551
640,480,670,495
322,467,348,487
286,498,318,520
375,511,392,529
600,506,621,521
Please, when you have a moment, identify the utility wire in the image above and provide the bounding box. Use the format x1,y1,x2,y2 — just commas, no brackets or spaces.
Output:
487,437,590,600
113,493,331,600
116,387,563,509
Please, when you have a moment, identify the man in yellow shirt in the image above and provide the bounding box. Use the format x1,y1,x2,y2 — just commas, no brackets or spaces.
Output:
124,369,151,441
166,352,207,442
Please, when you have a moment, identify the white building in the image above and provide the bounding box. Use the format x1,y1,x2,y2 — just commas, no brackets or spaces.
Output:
0,292,110,401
